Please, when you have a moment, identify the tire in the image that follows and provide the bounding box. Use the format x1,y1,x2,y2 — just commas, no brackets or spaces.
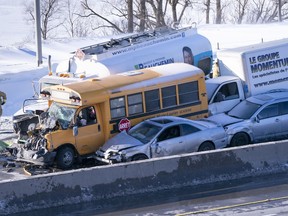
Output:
56,146,75,170
230,132,250,147
132,154,148,161
198,141,215,152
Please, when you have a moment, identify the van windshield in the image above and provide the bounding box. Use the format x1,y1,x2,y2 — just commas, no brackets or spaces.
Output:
48,102,77,129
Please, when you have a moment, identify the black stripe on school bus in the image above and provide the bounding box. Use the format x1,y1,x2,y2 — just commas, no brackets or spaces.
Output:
109,100,201,124
110,109,208,134
109,101,208,134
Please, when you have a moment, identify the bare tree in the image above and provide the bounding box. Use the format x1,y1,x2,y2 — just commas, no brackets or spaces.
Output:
248,0,267,23
127,0,134,32
79,0,196,35
146,0,166,27
231,0,250,24
203,0,211,24
139,0,147,31
62,0,91,37
24,0,64,40
215,0,221,23
282,0,288,20
247,0,288,23
277,0,288,21
80,0,124,33
169,0,191,25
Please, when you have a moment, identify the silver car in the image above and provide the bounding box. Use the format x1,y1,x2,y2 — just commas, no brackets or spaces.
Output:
207,91,288,147
95,116,228,164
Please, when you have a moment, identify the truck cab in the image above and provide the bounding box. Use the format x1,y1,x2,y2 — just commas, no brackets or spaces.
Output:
206,76,246,115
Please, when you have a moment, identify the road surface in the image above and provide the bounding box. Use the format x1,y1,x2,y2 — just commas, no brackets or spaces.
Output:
11,172,288,216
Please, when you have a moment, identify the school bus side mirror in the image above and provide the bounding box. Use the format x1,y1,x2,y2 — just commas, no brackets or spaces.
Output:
73,126,78,136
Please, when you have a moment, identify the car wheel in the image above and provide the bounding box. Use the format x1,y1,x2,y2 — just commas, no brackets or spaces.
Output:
56,146,75,170
132,154,148,161
198,141,215,152
230,132,250,147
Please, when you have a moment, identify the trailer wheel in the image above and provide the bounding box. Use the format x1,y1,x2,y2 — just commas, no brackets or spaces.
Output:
132,154,148,161
230,132,250,147
56,146,75,170
198,141,215,152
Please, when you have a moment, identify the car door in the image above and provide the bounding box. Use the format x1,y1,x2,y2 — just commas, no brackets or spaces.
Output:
209,82,241,115
278,101,288,139
251,103,281,142
75,105,105,155
151,124,202,157
151,125,184,158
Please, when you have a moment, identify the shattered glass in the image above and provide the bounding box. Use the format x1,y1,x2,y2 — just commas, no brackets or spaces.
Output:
44,102,77,130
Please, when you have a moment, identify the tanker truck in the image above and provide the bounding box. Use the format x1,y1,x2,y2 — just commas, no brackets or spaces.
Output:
56,25,212,76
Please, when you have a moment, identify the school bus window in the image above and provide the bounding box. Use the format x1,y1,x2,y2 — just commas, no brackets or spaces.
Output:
178,81,199,104
110,97,126,119
77,106,97,126
162,85,176,108
128,93,143,115
145,89,160,112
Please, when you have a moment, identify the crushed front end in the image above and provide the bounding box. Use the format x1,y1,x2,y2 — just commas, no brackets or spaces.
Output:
95,149,126,164
9,113,59,166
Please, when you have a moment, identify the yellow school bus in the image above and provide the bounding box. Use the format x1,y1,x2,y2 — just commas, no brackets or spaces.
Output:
27,63,208,169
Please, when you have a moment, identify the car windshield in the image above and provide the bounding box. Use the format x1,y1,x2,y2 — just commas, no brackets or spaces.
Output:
228,100,261,119
47,102,77,129
128,121,162,143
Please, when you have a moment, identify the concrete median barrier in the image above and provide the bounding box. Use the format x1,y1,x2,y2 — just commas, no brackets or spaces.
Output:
1,140,288,214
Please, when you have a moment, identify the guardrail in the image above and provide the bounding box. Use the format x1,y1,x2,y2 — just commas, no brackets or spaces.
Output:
0,140,288,215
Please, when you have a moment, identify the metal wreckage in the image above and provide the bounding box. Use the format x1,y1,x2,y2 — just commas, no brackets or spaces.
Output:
9,112,60,167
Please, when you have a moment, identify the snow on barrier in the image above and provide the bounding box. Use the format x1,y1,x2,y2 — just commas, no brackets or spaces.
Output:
1,140,288,214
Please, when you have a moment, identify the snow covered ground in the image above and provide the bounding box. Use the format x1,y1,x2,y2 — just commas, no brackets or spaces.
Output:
0,2,288,141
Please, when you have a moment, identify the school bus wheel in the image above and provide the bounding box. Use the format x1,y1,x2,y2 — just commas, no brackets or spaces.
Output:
56,146,75,170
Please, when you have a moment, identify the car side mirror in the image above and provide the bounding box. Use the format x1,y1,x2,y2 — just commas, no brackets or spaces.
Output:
73,126,78,136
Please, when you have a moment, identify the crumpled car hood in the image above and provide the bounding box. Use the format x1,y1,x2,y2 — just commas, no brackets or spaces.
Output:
100,131,143,151
207,113,243,126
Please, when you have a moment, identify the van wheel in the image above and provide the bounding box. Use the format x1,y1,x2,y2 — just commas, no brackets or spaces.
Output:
230,132,250,147
198,141,215,152
56,147,75,170
132,154,148,161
